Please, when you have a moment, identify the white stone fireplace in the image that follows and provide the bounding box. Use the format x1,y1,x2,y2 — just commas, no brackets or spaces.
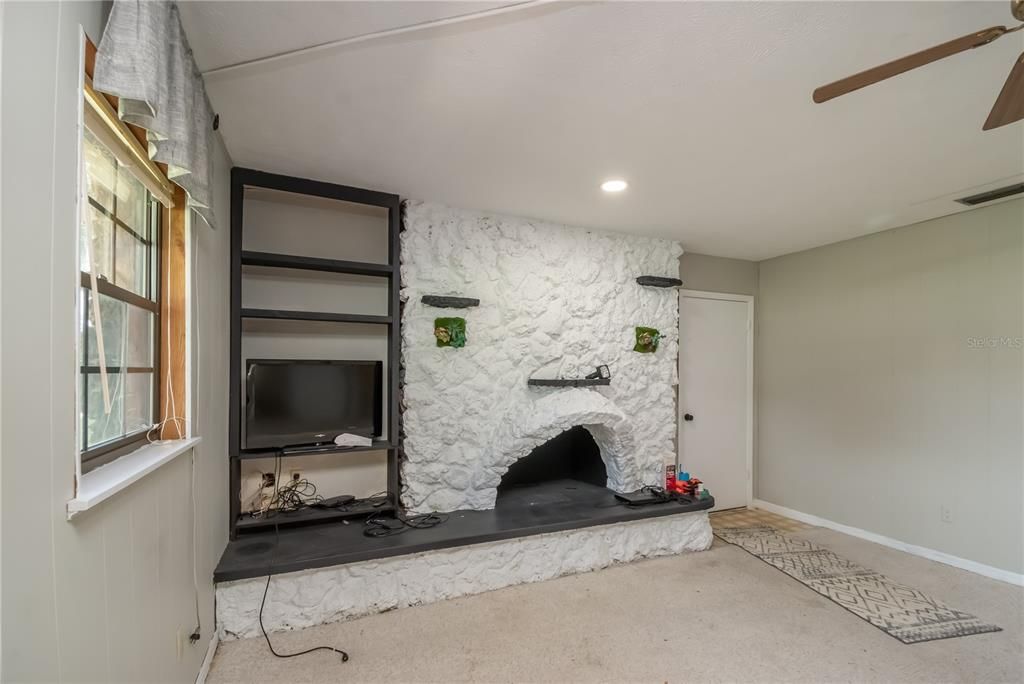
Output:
216,202,712,641
400,201,683,513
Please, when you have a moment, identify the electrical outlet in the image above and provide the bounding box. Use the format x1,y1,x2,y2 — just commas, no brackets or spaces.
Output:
941,504,953,523
289,470,302,482
261,472,276,489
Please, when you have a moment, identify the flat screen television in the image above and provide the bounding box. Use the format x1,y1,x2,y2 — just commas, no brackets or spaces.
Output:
244,359,382,450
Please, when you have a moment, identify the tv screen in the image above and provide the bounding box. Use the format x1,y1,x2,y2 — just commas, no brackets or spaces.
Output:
244,359,382,450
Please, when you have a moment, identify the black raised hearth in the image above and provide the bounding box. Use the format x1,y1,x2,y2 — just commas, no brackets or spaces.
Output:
214,428,715,583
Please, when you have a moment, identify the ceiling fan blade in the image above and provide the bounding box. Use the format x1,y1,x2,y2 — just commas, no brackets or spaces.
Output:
983,51,1024,130
813,26,1009,103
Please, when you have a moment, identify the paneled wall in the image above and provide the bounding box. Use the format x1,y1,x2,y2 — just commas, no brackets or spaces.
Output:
0,2,231,680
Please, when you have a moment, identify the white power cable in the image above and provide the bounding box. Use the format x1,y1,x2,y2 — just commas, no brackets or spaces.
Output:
202,0,559,79
189,217,202,639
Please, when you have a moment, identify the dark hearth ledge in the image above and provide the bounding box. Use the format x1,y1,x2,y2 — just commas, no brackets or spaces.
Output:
214,481,713,582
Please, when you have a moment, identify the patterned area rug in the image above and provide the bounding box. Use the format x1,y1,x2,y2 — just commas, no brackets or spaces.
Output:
715,526,1002,644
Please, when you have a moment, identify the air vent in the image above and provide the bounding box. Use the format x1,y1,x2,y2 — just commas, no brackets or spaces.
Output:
955,183,1024,206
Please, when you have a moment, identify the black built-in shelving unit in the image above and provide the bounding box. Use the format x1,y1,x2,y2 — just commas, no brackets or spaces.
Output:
229,167,401,539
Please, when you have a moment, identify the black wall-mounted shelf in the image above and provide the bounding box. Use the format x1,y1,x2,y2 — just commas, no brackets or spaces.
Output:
229,167,402,539
636,276,683,288
421,295,480,308
237,440,395,460
241,250,393,277
527,378,612,387
240,308,393,326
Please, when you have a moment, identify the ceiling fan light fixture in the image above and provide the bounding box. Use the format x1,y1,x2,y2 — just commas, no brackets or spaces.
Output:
601,179,628,193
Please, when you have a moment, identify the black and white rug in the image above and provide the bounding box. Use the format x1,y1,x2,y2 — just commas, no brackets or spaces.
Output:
715,526,1002,644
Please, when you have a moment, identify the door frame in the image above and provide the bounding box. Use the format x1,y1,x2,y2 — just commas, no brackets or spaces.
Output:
678,289,755,507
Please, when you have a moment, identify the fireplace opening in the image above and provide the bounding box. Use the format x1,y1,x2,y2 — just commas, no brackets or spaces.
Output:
497,426,607,497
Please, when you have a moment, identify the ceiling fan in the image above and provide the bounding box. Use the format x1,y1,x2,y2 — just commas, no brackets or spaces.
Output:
813,0,1024,130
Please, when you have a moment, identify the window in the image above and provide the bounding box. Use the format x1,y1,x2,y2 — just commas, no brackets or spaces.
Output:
78,127,162,469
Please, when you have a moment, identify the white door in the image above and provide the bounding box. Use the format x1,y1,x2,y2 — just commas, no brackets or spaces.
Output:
678,292,752,510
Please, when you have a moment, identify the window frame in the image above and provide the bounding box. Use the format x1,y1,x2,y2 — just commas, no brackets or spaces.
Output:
77,149,163,469
78,36,188,476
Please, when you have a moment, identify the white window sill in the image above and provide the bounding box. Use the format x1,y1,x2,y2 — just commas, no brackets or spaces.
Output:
67,437,201,520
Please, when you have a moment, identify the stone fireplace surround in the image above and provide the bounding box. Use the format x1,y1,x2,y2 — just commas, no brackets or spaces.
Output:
400,202,683,513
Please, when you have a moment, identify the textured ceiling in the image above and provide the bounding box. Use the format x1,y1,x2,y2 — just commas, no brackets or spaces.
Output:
180,1,1024,260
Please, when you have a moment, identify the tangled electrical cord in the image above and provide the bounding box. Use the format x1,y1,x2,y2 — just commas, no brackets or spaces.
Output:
251,454,327,518
363,511,448,538
268,476,324,513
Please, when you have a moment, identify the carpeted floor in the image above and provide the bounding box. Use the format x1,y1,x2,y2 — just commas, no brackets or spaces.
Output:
208,510,1023,683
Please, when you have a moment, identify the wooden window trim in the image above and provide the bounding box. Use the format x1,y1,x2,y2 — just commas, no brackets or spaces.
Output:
84,37,187,444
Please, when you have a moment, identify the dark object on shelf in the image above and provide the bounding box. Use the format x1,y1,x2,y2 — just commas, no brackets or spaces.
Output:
636,276,683,288
421,295,479,308
614,486,672,506
229,167,402,540
584,364,611,380
527,377,611,387
314,495,356,508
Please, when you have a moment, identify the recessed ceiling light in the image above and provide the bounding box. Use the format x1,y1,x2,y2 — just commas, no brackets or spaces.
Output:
601,179,628,193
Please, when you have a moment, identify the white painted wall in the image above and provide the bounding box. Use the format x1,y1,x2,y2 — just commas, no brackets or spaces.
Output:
680,252,759,297
756,199,1024,575
0,1,5,674
0,2,231,680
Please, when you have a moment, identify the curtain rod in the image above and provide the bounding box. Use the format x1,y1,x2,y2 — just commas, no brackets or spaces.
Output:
202,0,560,79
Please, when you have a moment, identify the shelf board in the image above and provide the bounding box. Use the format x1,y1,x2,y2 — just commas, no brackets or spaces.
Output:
241,308,392,325
636,275,683,288
241,250,393,278
527,377,611,387
236,498,395,532
236,441,395,460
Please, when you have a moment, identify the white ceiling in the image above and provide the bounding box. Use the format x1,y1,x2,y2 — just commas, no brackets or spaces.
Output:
180,1,1024,261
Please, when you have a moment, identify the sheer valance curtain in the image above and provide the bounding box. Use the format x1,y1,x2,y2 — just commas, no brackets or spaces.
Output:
93,0,218,229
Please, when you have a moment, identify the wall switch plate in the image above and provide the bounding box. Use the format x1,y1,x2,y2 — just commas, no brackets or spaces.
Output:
940,504,953,523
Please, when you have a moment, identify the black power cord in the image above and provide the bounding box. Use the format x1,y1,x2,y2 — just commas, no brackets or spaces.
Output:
259,523,349,663
363,511,448,538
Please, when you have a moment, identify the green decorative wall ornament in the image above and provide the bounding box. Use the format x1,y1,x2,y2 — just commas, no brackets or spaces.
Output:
434,317,466,348
634,326,660,353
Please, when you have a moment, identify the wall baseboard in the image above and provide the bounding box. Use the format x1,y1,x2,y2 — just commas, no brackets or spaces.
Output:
751,499,1024,587
195,633,219,684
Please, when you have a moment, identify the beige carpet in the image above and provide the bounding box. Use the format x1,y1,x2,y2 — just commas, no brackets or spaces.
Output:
209,511,1023,683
